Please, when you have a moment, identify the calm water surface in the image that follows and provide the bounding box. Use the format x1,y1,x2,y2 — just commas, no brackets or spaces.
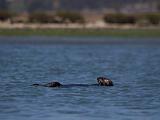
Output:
0,37,160,120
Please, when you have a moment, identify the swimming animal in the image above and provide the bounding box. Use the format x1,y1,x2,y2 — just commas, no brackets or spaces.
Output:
32,81,62,87
32,77,113,88
97,77,113,86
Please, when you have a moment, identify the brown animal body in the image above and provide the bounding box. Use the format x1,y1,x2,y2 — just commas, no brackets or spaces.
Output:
32,82,62,87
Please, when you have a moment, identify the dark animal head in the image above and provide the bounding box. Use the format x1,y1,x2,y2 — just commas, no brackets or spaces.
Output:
97,77,113,86
46,81,62,87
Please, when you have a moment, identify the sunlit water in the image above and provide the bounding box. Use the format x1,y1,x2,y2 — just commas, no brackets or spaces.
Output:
0,37,160,120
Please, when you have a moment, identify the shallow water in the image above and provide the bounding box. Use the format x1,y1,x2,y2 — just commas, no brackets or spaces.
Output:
0,37,160,120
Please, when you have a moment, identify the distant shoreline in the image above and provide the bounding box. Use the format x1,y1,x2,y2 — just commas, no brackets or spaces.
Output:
0,27,160,37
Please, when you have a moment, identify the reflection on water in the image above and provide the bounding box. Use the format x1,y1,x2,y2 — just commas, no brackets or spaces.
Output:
0,37,160,120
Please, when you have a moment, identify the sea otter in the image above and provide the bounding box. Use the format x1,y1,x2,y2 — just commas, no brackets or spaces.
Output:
32,81,62,87
97,77,113,86
32,77,113,87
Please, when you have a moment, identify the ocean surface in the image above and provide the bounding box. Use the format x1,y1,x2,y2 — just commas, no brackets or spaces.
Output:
0,37,160,120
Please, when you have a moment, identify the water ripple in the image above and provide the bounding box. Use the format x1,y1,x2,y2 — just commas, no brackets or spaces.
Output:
0,38,160,120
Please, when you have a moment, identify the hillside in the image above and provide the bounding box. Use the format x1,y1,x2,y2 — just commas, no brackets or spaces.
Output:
59,0,158,10
3,0,160,12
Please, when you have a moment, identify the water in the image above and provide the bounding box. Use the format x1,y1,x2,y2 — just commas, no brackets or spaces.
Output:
0,37,160,120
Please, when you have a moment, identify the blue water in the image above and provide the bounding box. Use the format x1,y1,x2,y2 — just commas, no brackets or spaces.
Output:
0,37,160,120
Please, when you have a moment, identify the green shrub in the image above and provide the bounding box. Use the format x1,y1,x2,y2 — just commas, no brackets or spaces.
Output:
104,13,136,24
56,11,85,23
0,11,11,21
144,13,160,25
29,12,56,23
